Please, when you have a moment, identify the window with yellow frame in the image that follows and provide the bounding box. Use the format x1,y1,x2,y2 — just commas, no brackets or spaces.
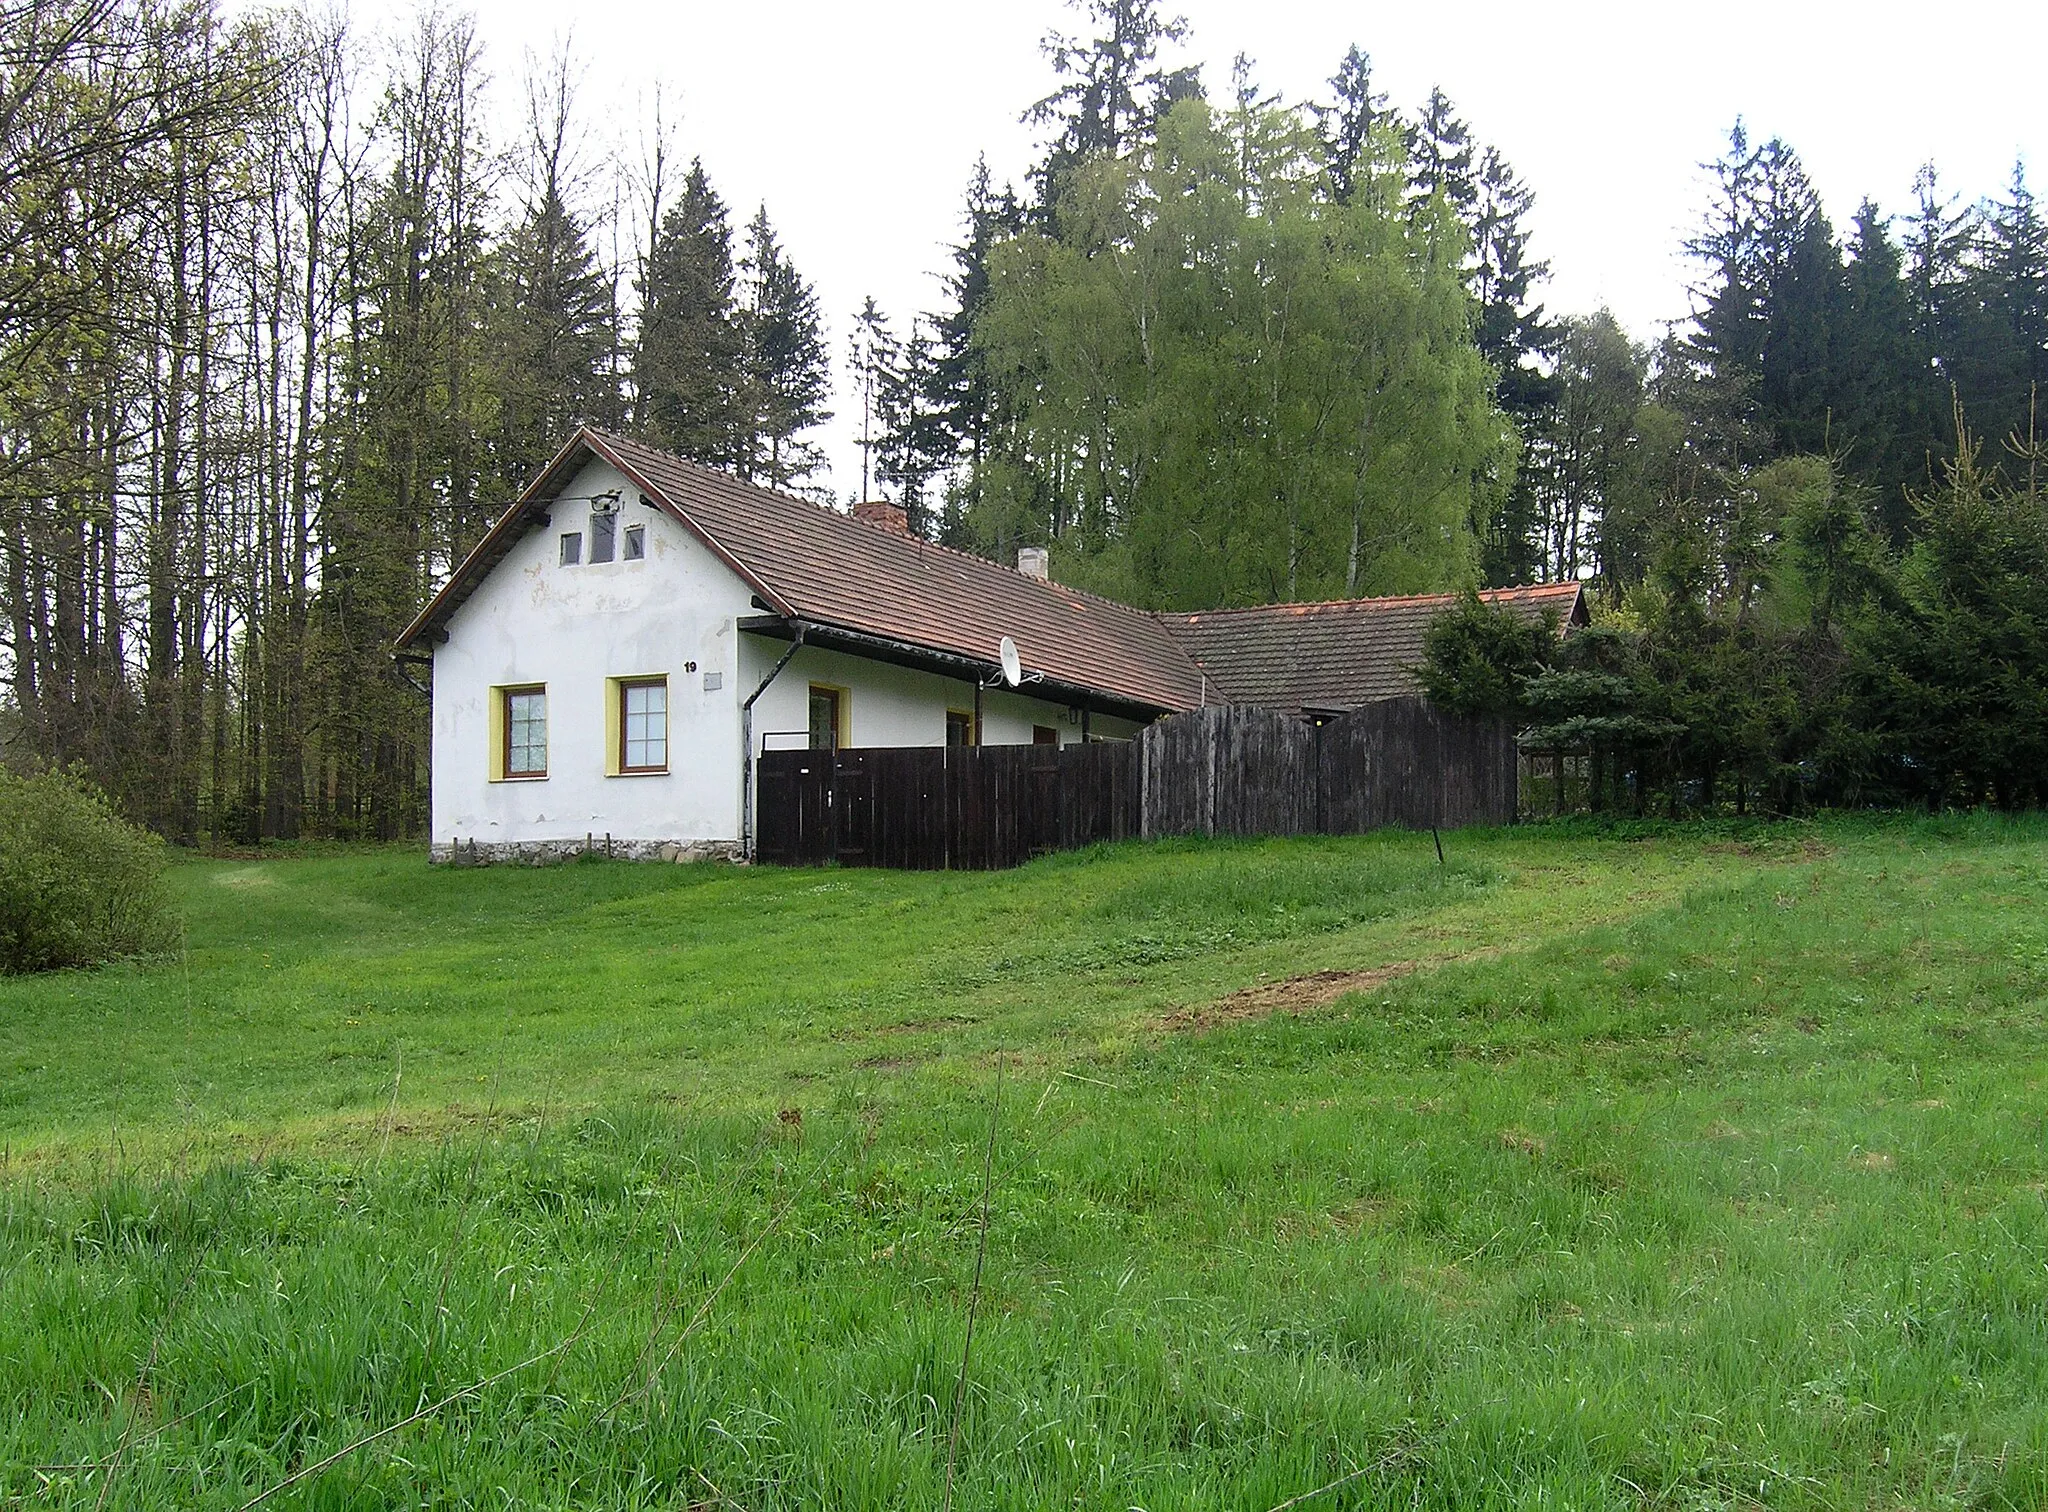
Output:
807,684,848,751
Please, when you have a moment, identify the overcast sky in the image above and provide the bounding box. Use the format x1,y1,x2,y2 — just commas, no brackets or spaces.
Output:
356,0,2044,499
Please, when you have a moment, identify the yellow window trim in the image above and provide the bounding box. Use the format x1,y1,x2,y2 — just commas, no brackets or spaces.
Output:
489,682,547,781
808,682,850,748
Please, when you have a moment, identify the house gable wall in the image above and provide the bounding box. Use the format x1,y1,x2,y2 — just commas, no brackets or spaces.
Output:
431,458,755,853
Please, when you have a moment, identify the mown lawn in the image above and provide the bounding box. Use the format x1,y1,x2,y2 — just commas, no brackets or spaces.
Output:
3,818,2046,1509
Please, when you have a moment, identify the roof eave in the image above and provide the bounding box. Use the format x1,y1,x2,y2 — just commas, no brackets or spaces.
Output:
737,613,1183,722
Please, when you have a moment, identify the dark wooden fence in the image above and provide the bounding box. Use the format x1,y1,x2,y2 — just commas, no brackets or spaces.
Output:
756,741,1139,869
755,697,1514,870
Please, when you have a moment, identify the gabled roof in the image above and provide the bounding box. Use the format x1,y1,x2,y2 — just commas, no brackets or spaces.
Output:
395,428,1211,715
1155,583,1587,714
395,428,1587,719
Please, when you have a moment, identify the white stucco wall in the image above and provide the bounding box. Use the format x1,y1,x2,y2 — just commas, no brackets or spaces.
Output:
740,641,1144,757
430,459,1152,855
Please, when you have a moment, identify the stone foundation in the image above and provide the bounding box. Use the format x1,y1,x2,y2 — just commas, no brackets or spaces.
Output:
431,837,744,866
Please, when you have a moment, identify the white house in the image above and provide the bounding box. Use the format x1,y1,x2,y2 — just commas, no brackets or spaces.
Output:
395,428,1584,863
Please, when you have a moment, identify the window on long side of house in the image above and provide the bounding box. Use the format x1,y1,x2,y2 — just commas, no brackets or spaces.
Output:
620,677,668,771
503,686,547,777
808,686,842,751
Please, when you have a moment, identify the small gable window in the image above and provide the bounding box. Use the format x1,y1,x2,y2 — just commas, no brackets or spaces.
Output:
623,523,645,560
589,510,617,563
559,532,581,566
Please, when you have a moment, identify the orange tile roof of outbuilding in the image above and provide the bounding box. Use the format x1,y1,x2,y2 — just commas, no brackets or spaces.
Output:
1159,583,1586,714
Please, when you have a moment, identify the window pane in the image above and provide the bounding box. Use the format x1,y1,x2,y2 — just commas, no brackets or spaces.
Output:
506,690,546,775
589,511,616,563
623,524,645,560
559,532,581,565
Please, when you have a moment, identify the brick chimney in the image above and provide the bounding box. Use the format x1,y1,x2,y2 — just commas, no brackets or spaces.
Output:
852,498,910,535
1016,545,1050,581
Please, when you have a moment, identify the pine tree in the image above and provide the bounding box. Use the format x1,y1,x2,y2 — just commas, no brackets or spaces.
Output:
736,206,831,492
633,159,743,466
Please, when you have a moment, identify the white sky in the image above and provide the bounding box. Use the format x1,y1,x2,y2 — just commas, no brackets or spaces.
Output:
359,0,2045,500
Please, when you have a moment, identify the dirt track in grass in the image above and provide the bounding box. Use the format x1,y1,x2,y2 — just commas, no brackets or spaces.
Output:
1158,946,1512,1030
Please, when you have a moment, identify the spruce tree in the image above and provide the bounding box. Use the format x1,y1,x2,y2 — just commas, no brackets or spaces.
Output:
1756,207,1848,459
487,185,621,489
737,206,831,492
927,161,1025,525
1977,161,2048,453
1407,87,1476,216
1836,201,1933,538
846,296,899,502
878,318,953,529
1674,123,1770,471
1025,0,1190,218
633,159,743,466
1470,144,1555,582
1317,44,1389,207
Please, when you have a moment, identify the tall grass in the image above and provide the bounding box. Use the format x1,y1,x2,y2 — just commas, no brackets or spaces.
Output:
3,817,2046,1506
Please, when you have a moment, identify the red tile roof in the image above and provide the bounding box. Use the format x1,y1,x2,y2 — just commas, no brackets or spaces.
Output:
397,429,1210,713
1156,584,1587,714
396,429,1586,717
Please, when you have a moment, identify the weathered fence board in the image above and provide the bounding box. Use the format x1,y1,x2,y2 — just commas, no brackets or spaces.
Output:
755,697,1515,870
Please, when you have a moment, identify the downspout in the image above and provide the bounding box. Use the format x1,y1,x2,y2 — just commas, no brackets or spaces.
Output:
740,621,805,860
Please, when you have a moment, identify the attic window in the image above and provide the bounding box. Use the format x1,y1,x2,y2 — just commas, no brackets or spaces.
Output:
623,523,645,560
559,532,581,566
589,510,617,564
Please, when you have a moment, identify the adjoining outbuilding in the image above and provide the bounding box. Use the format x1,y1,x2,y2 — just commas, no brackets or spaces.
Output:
395,428,1583,863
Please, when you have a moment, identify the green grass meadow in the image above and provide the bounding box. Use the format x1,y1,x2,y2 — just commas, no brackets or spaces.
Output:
4,818,2047,1508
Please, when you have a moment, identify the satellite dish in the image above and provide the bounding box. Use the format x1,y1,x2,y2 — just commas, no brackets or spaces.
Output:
998,636,1022,688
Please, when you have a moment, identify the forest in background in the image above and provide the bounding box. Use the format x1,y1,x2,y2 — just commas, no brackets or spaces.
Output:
1,0,2043,839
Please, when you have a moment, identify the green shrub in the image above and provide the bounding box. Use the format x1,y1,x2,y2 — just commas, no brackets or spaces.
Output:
0,768,178,972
